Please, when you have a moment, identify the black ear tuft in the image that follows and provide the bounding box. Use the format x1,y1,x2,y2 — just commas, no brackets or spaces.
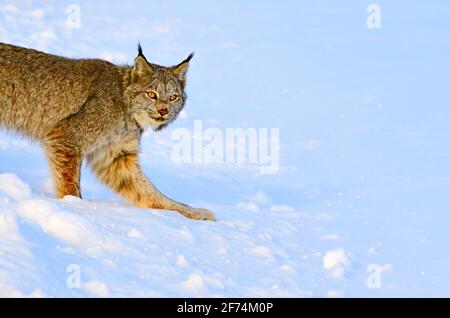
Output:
137,42,148,62
185,52,194,63
171,52,194,86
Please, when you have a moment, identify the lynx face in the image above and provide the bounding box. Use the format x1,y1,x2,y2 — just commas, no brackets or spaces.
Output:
127,47,192,131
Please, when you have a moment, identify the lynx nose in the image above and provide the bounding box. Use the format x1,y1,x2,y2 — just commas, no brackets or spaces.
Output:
158,108,169,116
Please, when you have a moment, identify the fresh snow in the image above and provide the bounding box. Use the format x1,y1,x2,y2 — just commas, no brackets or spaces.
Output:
1,0,450,297
0,172,315,297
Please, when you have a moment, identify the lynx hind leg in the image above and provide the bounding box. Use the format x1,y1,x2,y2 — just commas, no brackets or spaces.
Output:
44,132,82,199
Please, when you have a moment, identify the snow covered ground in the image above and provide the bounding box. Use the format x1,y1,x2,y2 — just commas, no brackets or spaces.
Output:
1,0,450,297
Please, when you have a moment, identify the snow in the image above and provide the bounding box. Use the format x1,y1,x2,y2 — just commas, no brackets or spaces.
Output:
0,173,32,201
321,234,340,241
269,205,295,213
1,0,450,297
82,280,110,298
176,255,189,268
179,273,208,296
323,248,351,271
16,198,122,255
323,248,351,280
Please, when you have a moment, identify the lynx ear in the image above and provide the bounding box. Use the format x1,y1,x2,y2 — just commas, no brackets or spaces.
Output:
172,53,193,86
131,43,153,83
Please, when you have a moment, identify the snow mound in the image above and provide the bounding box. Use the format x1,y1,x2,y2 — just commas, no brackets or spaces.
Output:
17,198,121,255
0,173,32,201
0,172,335,297
323,248,351,279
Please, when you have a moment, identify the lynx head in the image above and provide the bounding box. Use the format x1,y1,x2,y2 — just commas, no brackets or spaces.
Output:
126,44,192,131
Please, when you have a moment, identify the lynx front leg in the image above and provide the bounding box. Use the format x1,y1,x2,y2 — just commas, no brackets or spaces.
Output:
87,144,215,221
44,130,82,199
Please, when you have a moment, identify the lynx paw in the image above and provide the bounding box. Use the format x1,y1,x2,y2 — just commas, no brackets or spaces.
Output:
186,208,216,221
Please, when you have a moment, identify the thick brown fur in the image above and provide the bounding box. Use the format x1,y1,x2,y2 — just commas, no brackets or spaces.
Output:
0,42,214,221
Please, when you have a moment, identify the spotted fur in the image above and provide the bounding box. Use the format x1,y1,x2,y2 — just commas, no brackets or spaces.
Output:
0,42,214,221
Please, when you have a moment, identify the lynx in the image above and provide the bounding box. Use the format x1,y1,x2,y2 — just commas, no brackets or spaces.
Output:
0,42,215,221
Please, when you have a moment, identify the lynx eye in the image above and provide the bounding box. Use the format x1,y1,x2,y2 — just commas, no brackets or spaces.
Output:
169,94,178,102
146,91,157,100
